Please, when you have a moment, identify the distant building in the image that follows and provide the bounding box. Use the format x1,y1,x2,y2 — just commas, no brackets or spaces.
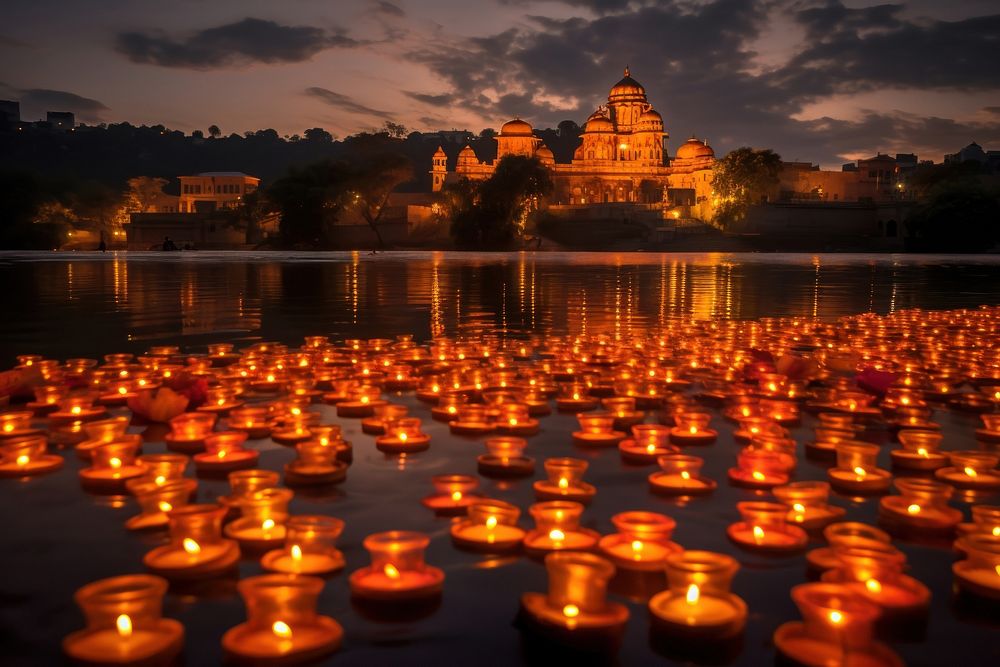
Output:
46,111,75,130
0,100,19,124
178,172,260,213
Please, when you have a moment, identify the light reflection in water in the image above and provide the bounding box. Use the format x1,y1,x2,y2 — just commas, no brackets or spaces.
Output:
2,250,1000,364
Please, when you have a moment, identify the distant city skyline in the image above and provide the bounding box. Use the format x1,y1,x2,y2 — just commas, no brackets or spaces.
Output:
1,0,998,168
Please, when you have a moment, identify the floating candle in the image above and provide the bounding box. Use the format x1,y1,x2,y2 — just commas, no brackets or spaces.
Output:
773,481,846,530
63,574,184,666
952,533,1000,600
618,424,677,464
890,430,948,471
827,442,892,495
0,435,63,478
336,385,384,418
728,446,789,489
284,439,348,487
879,478,962,534
219,469,281,511
601,396,645,430
164,412,217,454
194,430,259,475
448,404,495,436
227,406,271,439
727,501,808,553
451,499,526,552
523,500,600,555
135,453,189,487
534,457,597,504
125,478,197,530
270,411,321,446
956,504,1000,544
477,436,535,477
421,474,481,515
649,454,717,496
935,451,1000,490
349,531,445,601
520,552,629,647
649,551,747,639
495,403,540,436
143,504,240,580
599,511,681,571
0,410,42,440
224,487,294,550
822,544,931,618
79,438,147,494
806,522,894,573
774,583,902,667
51,393,107,422
975,414,1000,444
555,383,599,412
361,403,409,435
571,412,625,447
375,417,431,453
669,411,718,446
261,515,346,575
222,574,342,663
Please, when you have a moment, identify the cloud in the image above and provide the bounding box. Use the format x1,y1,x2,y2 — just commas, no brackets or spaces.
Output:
404,91,457,106
371,1,406,17
500,0,636,14
0,83,109,121
115,18,361,69
304,87,394,119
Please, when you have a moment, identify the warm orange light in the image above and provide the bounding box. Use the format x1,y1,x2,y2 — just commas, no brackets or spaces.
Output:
558,477,569,489
686,583,700,605
964,467,978,478
290,544,302,561
485,516,498,530
829,610,844,625
752,526,764,544
182,538,200,555
563,604,579,618
271,621,292,639
158,501,173,512
451,491,463,502
116,614,133,638
680,470,691,480
549,528,565,541
751,471,766,481
16,454,29,466
384,563,400,579
853,466,866,479
109,457,123,469
865,579,882,594
907,504,921,514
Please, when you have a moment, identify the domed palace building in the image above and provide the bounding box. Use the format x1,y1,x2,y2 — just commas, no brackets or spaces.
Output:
431,68,717,221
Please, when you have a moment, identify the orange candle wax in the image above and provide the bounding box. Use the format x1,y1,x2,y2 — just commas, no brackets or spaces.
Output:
649,551,747,639
349,531,445,601
451,500,526,552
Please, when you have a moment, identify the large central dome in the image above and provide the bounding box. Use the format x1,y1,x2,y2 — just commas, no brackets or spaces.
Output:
609,66,647,103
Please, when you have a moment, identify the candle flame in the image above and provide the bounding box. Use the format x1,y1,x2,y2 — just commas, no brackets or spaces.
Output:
272,621,292,639
549,529,565,542
116,614,133,638
290,544,302,561
398,432,408,442
384,563,400,579
572,392,580,400
485,516,497,530
751,471,766,481
792,503,805,513
154,475,166,485
562,604,579,618
262,519,275,531
109,457,123,469
680,470,691,480
688,426,698,434
907,504,921,514
16,454,29,466
964,467,978,478
217,450,227,459
183,538,201,555
829,610,844,625
451,491,463,502
158,501,173,512
558,477,569,489
866,579,882,594
917,448,928,458
646,443,657,454
853,466,867,480
360,396,370,404
266,374,275,383
118,386,128,395
752,525,765,544
71,406,82,415
686,583,700,605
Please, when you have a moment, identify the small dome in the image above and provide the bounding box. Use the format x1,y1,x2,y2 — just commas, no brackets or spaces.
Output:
459,145,476,156
636,108,663,130
457,144,478,166
536,145,555,164
500,118,534,136
609,67,646,102
675,137,715,160
584,111,614,133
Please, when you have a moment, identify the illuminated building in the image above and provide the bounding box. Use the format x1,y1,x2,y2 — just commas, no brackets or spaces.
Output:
178,172,260,213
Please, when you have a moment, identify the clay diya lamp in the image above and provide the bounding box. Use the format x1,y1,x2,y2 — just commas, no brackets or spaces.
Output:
521,388,553,416
520,552,629,647
207,342,241,366
336,385,384,418
477,436,535,477
0,411,42,440
308,425,352,464
523,500,600,555
572,412,625,447
227,406,271,439
828,442,892,495
724,399,761,423
196,387,243,416
27,384,66,416
222,574,342,663
727,501,808,554
287,377,321,403
774,583,902,667
649,454,716,496
376,417,431,453
952,533,1000,600
890,430,948,471
750,434,798,473
51,393,107,422
430,392,466,421
957,504,1000,541
823,545,931,620
599,511,681,572
806,427,856,461
421,474,481,516
284,440,348,487
76,417,132,461
134,453,189,488
361,403,408,435
0,435,63,478
649,551,747,639
976,414,1000,444
80,438,146,494
416,377,447,404
62,574,184,666
619,424,677,464
728,447,789,489
143,504,240,580
194,431,259,476
495,403,540,436
451,499,526,553
833,392,882,420
349,531,445,602
733,416,784,444
534,457,597,504
879,478,962,535
771,481,843,531
271,411,322,447
124,479,198,530
807,522,894,573
98,377,137,407
261,515,346,575
225,487,294,551
602,397,645,430
556,383,599,412
249,371,284,394
219,469,281,513
164,412,217,454
448,404,495,436
760,399,800,426
936,451,1000,490
383,365,417,392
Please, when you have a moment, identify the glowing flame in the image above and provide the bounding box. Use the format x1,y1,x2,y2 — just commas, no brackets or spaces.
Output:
262,519,275,532
217,450,227,459
451,491,463,502
751,471,766,481
964,467,978,478
688,426,698,434
562,604,579,618
686,584,700,605
271,621,291,639
116,614,133,638
631,540,643,558
907,504,921,514
917,448,928,458
680,470,691,480
290,544,302,561
384,563,400,579
16,454,29,466
182,538,200,555
558,477,569,490
792,503,805,513
158,501,173,512
829,610,844,625
572,392,580,400
154,475,166,485
853,466,867,480
646,443,657,454
71,406,82,415
485,516,497,530
866,579,882,594
548,529,565,542
752,526,765,544
109,458,123,469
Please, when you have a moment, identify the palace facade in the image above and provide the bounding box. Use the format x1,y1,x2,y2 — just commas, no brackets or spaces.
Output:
431,68,717,220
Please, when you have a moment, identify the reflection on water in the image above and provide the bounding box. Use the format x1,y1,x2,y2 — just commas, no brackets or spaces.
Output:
3,251,1000,364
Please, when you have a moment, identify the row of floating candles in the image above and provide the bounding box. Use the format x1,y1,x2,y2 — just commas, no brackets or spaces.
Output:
3,307,1000,664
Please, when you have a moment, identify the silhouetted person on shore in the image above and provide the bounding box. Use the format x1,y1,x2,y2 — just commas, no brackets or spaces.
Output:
162,236,178,251
97,231,106,253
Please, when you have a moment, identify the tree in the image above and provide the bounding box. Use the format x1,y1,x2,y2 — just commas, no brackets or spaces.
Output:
304,127,333,143
191,130,204,140
711,147,782,228
342,153,414,247
126,176,169,213
479,128,497,139
557,120,581,137
0,169,65,249
905,181,1000,252
382,121,409,139
268,160,349,247
208,125,221,138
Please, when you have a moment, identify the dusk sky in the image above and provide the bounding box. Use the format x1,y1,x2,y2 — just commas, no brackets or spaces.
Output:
2,0,998,167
